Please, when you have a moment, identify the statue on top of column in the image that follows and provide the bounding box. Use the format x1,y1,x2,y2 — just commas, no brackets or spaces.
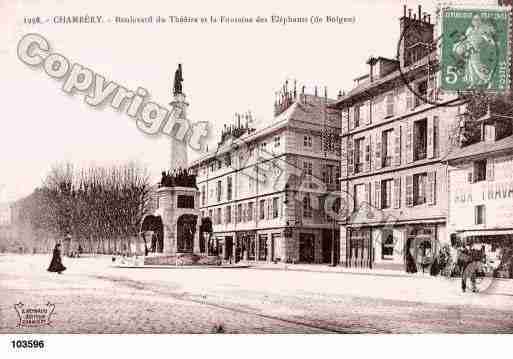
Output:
173,63,184,96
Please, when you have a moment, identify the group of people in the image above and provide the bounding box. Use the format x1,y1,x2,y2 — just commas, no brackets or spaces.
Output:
160,168,196,188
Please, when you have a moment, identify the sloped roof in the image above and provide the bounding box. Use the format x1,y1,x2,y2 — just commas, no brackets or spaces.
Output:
331,55,431,108
445,135,513,162
189,94,337,167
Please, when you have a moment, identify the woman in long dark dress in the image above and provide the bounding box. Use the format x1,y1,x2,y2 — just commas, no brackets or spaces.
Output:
48,243,66,274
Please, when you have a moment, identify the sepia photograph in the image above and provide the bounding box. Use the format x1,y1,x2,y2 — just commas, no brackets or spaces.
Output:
1,0,513,356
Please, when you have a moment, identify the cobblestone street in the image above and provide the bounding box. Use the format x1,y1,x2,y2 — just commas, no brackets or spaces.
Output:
1,254,513,333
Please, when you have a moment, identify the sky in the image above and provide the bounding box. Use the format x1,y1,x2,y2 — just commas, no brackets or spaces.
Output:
0,0,442,202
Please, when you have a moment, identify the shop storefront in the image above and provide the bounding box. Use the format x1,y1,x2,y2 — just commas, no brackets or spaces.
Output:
447,134,513,279
344,223,440,272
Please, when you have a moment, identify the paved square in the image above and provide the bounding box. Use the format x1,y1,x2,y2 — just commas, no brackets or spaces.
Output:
1,254,513,333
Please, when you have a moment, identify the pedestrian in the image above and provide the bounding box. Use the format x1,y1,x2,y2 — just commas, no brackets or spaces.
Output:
461,256,478,293
47,243,66,274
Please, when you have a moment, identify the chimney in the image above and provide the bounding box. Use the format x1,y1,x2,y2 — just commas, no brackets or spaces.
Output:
427,14,430,24
408,8,412,18
367,56,378,82
337,90,343,99
418,5,422,21
403,5,406,17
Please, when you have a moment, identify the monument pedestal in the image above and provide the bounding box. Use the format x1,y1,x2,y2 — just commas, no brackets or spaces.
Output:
143,185,219,266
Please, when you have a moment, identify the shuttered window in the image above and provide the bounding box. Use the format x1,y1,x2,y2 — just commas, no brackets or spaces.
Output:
382,129,394,168
427,172,436,206
375,131,382,170
248,202,254,221
341,138,348,177
427,117,434,159
348,137,354,175
365,183,372,205
259,200,265,220
374,180,381,209
381,179,393,209
393,178,401,209
413,119,427,161
386,93,394,118
237,204,243,223
413,173,428,206
354,184,366,211
365,136,372,172
348,105,354,131
394,125,401,166
486,158,494,181
354,138,364,174
406,122,413,163
225,205,231,224
405,175,414,207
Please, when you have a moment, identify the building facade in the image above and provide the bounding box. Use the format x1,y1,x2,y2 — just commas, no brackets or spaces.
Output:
332,6,464,271
447,114,513,278
189,91,341,263
0,202,11,227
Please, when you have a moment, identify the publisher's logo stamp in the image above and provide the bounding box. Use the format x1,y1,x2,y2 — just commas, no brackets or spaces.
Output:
14,302,55,328
440,7,511,93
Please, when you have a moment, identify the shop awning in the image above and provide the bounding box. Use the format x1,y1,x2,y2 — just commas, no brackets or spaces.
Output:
456,229,513,238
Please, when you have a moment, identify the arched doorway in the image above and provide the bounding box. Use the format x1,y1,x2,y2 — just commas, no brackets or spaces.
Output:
177,214,197,253
140,215,164,253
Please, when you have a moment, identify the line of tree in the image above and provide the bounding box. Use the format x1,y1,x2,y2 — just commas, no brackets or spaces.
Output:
12,161,153,254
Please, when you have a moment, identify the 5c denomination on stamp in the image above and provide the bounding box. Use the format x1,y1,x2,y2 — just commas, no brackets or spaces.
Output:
440,7,511,93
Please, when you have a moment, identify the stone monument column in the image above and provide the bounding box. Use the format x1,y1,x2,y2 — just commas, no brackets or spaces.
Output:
168,93,189,170
169,63,189,171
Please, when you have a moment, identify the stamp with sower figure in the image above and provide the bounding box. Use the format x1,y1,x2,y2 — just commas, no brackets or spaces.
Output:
440,6,511,93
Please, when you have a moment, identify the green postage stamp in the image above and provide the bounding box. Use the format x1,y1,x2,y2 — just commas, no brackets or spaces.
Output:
440,7,511,93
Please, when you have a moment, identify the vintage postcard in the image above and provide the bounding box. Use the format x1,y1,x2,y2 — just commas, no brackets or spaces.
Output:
1,0,513,356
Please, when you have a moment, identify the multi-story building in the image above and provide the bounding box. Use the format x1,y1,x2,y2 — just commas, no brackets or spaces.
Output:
0,202,11,226
447,110,513,278
332,5,464,271
189,89,341,263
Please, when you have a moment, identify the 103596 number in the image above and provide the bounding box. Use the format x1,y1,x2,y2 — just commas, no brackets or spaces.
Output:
11,339,44,349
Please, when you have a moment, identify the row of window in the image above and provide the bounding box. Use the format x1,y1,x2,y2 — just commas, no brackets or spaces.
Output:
200,137,283,176
347,117,438,175
353,171,436,211
303,133,340,155
302,160,341,188
203,197,282,225
349,78,434,130
201,160,341,206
